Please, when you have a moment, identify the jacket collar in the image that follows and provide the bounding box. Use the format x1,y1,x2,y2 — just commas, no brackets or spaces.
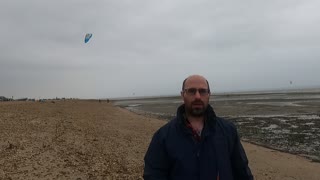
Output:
175,104,217,135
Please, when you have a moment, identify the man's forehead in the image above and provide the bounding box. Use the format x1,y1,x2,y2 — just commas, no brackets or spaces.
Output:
185,76,208,87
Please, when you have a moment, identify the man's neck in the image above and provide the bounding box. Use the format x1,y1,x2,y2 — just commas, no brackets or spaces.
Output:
186,115,204,132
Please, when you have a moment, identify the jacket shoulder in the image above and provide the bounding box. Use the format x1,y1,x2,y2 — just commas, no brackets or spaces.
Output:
150,118,176,140
216,116,236,128
215,116,238,136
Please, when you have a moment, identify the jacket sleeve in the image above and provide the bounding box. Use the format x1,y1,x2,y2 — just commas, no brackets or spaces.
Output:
143,129,170,180
230,128,254,180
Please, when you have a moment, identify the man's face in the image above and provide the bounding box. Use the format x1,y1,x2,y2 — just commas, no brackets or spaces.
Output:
181,76,210,117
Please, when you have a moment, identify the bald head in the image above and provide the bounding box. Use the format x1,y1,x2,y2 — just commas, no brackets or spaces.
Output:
182,75,210,93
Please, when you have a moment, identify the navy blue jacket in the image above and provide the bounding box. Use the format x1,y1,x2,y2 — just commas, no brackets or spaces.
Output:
144,104,253,180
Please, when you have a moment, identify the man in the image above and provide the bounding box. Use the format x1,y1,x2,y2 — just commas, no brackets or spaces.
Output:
143,75,253,180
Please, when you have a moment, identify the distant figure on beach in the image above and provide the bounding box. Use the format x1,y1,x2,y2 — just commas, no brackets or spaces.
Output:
144,75,253,180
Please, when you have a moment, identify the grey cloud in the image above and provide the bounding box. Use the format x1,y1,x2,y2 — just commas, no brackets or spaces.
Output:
1,0,320,98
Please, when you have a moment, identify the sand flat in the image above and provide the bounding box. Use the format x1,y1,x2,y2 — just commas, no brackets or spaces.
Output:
0,100,319,179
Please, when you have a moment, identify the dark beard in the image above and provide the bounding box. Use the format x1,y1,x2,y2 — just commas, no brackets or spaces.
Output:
186,102,207,117
190,107,206,117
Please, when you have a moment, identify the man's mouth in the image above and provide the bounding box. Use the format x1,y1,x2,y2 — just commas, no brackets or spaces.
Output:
192,102,204,107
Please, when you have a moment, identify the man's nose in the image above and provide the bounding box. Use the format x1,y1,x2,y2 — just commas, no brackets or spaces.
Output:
194,90,201,98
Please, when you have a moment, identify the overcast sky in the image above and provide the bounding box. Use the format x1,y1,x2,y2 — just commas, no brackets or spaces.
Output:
1,0,320,99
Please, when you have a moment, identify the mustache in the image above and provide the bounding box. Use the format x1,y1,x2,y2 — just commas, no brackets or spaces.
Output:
191,100,204,105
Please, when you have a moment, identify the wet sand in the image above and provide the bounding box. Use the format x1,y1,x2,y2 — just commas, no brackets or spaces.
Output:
1,100,320,179
114,91,320,161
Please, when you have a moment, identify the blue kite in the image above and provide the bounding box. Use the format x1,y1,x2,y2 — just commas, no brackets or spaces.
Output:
84,33,92,43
